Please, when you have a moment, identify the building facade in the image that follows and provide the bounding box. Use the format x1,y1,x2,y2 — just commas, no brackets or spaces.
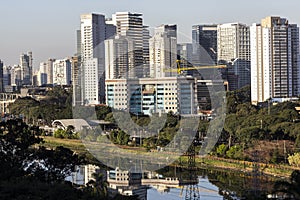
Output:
250,16,300,104
53,59,72,86
111,12,144,78
105,77,198,115
192,25,218,64
217,23,251,90
80,13,116,105
105,35,135,80
0,60,3,93
20,52,33,85
149,25,177,78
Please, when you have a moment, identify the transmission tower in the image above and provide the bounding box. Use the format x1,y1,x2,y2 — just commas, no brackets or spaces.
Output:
184,143,200,200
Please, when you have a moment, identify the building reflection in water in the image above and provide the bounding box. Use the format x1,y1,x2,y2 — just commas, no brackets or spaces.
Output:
67,165,202,200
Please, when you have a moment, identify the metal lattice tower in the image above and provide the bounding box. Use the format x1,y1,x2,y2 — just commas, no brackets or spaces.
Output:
184,144,200,200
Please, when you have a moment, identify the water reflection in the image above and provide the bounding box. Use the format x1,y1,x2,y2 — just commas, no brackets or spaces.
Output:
66,165,279,200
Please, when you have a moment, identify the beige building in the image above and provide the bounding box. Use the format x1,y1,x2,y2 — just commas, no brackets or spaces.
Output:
251,16,300,104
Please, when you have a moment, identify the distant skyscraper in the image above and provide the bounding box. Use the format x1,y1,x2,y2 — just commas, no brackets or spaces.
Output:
11,65,22,87
250,16,300,104
192,25,218,64
71,56,81,106
149,24,177,78
217,23,250,90
105,35,135,80
20,52,33,85
111,12,144,78
80,13,116,105
76,30,81,56
53,59,72,86
38,62,48,86
46,59,55,85
0,60,3,92
3,65,11,91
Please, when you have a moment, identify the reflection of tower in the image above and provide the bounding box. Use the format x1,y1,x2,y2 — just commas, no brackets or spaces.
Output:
107,168,147,200
179,128,200,200
251,150,261,197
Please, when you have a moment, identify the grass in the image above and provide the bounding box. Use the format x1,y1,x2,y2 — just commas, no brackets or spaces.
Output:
41,136,87,153
40,136,297,178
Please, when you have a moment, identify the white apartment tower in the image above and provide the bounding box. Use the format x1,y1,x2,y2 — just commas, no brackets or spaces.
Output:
250,16,300,104
80,13,116,105
149,24,177,78
217,23,251,90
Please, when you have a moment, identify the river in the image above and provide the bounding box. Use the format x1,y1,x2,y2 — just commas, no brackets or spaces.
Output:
68,165,281,200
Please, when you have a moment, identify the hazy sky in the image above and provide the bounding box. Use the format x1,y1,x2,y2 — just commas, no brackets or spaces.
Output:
0,0,299,67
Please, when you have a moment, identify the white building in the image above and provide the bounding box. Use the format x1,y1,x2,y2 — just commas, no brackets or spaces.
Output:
80,13,116,105
217,23,251,90
149,25,177,78
83,58,99,105
250,16,300,105
106,77,198,115
53,59,72,86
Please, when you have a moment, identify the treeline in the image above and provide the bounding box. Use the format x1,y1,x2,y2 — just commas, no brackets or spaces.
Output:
8,87,72,125
214,86,300,163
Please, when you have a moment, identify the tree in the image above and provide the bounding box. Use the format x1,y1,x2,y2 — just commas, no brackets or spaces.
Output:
288,153,300,167
273,170,300,199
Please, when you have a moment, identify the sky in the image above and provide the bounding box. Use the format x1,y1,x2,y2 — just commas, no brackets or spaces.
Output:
0,0,300,68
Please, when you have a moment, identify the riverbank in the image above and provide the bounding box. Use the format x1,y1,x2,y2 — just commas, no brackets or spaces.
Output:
41,136,299,178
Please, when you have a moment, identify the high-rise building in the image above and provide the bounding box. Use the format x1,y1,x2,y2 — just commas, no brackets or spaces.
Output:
10,65,22,87
46,59,55,85
217,23,250,90
192,25,218,64
71,56,81,106
177,43,193,67
20,52,33,85
149,24,177,78
251,16,300,104
111,12,144,78
53,59,72,86
3,65,11,92
76,30,81,56
105,35,135,80
39,58,55,85
0,60,3,92
37,62,48,86
79,13,116,105
143,26,151,77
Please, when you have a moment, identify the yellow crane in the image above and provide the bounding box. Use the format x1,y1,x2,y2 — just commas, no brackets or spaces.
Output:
163,60,227,74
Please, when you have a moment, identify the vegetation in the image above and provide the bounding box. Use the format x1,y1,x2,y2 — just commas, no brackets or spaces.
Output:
0,119,137,200
7,85,300,166
8,87,72,125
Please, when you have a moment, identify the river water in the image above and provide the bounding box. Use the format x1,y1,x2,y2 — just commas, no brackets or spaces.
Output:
68,165,279,200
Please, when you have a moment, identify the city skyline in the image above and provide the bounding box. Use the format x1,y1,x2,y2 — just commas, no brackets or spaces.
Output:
1,0,300,66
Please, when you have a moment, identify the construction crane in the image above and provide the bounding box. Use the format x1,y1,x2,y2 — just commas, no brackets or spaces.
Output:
163,60,227,74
